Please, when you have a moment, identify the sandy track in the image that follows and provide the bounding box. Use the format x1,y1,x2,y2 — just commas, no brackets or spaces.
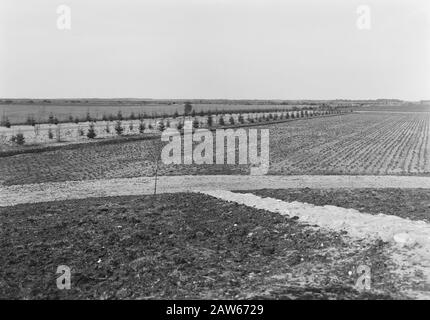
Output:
201,190,430,299
1,175,429,207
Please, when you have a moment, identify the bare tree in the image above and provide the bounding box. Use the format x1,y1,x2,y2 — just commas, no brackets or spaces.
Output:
56,124,62,142
146,138,165,195
184,102,193,117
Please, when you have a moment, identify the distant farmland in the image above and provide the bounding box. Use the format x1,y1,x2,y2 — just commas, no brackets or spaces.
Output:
1,100,424,124
0,111,428,185
0,103,304,124
355,103,430,112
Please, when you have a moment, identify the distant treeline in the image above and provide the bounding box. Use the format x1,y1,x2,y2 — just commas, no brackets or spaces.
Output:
1,104,352,127
0,98,402,106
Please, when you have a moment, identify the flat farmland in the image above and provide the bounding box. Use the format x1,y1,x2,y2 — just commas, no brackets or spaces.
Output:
0,112,428,185
0,103,297,125
356,104,430,113
269,112,430,175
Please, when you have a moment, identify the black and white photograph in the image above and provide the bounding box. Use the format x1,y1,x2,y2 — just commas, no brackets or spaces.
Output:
0,0,429,306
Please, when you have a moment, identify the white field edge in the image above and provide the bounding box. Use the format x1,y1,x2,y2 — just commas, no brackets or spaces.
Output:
1,175,430,207
200,190,430,300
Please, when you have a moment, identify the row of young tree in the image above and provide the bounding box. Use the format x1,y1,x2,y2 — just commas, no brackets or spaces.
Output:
82,108,346,139
1,102,349,128
6,107,350,145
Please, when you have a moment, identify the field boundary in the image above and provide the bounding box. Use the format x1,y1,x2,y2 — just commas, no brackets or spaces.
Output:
1,174,429,207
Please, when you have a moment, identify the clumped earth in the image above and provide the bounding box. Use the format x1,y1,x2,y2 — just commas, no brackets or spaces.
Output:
0,135,248,185
242,188,430,222
0,193,401,299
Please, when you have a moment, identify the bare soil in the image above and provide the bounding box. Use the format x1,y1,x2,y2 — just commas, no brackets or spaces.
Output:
0,193,400,299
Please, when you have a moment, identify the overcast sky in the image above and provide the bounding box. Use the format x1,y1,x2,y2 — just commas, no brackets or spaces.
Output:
0,0,429,100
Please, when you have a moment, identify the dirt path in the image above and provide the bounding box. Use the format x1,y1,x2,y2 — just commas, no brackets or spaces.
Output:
201,190,430,299
1,175,429,207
